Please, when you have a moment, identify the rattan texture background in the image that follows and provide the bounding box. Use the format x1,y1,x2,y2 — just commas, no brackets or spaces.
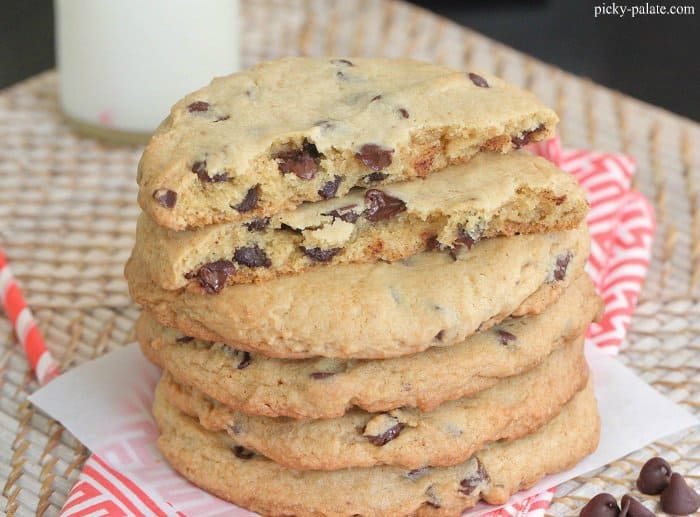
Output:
1,1,699,515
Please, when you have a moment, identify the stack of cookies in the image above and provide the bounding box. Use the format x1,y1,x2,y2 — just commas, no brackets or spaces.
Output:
125,57,603,516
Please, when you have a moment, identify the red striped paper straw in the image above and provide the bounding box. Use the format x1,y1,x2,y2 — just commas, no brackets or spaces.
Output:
0,248,59,385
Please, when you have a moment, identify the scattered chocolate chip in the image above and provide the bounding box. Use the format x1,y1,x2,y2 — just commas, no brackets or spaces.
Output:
620,494,654,517
153,189,177,209
497,329,517,345
237,351,252,370
187,101,210,112
370,94,382,102
330,58,354,66
660,473,700,515
365,171,389,182
425,235,441,251
364,421,404,446
232,446,255,459
454,226,482,250
398,108,409,118
302,247,342,262
406,467,429,480
512,123,546,148
211,172,228,182
309,372,335,379
196,260,236,294
637,457,672,495
459,460,489,495
364,189,406,222
214,115,230,122
579,493,620,517
274,140,322,180
191,160,209,181
553,251,573,281
322,204,360,223
356,144,394,172
244,217,270,232
318,175,342,199
176,336,194,343
231,185,259,213
468,73,489,88
434,330,445,341
234,245,271,268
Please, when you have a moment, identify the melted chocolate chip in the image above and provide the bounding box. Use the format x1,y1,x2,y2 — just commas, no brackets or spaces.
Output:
356,144,394,172
426,235,441,251
318,175,342,199
365,172,389,182
187,101,210,112
153,189,177,209
364,421,404,446
370,94,383,102
302,247,342,262
330,58,354,66
553,251,573,281
322,204,360,223
398,108,409,118
512,123,546,149
364,189,406,222
579,493,620,517
637,457,672,495
195,260,236,294
620,494,654,517
497,329,517,345
234,245,271,268
232,446,255,459
231,185,259,213
406,467,429,480
660,473,700,515
237,351,252,370
274,140,322,180
435,330,445,341
459,459,489,495
176,336,194,343
309,372,335,379
244,217,270,232
454,226,482,250
468,73,489,88
191,160,209,181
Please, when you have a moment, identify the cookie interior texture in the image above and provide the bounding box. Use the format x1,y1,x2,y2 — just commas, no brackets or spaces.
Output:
135,151,587,289
138,273,602,419
126,224,590,358
153,380,599,517
138,57,558,230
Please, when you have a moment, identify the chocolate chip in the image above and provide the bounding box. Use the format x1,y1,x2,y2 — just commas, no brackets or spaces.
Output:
318,175,342,199
370,94,382,102
244,217,270,232
459,459,489,495
454,226,482,250
553,251,573,281
187,101,210,112
232,446,255,459
330,58,354,66
365,172,389,183
426,235,441,251
435,330,445,341
176,336,194,343
153,189,177,209
637,457,672,495
406,467,429,480
364,421,404,446
214,115,230,122
579,493,620,517
356,144,394,172
191,160,209,181
237,351,252,370
231,185,259,213
497,329,517,345
398,108,409,119
512,123,546,148
195,260,235,294
309,372,335,379
302,247,341,262
234,245,271,268
274,140,322,180
364,189,406,222
660,473,700,515
468,73,489,88
322,204,360,223
555,195,567,205
620,494,654,517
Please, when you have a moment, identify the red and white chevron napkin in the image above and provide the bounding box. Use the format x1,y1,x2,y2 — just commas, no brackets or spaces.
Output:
25,137,657,516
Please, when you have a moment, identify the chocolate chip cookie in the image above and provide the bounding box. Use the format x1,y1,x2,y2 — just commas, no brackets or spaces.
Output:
135,151,587,290
153,379,599,516
138,57,558,230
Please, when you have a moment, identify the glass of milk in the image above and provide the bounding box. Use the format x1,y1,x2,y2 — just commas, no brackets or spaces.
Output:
54,0,240,144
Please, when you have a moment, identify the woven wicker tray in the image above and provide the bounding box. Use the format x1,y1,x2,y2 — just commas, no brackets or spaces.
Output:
1,1,700,515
